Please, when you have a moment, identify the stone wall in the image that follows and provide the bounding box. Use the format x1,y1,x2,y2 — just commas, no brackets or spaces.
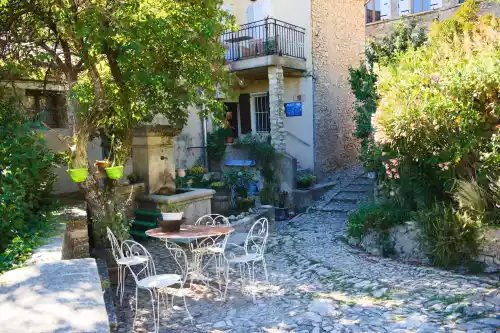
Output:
354,222,500,272
61,220,90,260
311,0,365,176
366,0,500,40
477,228,500,273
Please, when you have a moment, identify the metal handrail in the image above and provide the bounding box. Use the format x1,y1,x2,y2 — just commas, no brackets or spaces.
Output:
221,17,306,61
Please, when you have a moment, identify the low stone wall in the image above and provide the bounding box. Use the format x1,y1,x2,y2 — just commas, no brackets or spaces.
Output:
229,205,276,234
477,228,500,272
292,181,336,213
62,220,90,260
352,222,500,272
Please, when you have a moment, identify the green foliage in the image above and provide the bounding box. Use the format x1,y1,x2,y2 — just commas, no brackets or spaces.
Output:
0,0,234,246
349,20,427,171
158,202,188,213
417,203,483,268
452,180,488,219
0,102,58,272
207,127,232,160
223,169,255,190
234,134,280,202
297,174,316,189
346,202,410,240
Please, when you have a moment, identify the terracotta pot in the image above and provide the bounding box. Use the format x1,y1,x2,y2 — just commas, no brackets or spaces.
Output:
157,218,185,232
226,137,234,144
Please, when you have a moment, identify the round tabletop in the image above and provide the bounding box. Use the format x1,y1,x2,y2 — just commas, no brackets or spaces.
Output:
146,225,235,240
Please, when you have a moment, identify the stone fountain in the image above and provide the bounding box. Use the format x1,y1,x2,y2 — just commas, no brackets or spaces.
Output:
131,125,214,225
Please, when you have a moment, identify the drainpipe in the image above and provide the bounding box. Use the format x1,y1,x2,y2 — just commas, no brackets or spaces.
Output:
201,109,209,169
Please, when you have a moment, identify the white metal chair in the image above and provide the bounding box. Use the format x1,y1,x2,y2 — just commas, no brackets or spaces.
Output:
121,240,191,333
191,214,231,283
223,218,269,301
106,227,149,305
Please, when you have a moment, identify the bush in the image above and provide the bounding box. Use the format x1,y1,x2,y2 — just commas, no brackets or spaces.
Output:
0,102,59,272
417,203,483,268
347,202,410,240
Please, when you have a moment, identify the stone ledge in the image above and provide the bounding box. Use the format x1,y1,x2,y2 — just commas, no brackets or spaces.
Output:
0,258,110,333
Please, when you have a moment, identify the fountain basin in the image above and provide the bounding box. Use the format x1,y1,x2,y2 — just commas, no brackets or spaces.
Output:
137,188,215,225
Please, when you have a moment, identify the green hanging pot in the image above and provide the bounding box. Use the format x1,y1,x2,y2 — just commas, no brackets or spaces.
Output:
105,166,124,180
67,168,88,183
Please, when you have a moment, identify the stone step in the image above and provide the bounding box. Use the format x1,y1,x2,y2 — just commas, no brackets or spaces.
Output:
350,177,375,185
343,184,374,192
322,199,359,212
334,191,370,201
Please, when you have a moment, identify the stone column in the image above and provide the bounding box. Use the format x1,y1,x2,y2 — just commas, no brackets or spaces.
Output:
268,66,286,153
132,125,180,194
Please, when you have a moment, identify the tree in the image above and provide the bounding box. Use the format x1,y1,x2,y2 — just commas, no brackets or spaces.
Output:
0,0,233,245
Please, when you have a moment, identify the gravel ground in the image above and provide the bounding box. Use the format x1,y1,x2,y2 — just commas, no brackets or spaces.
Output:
114,166,500,333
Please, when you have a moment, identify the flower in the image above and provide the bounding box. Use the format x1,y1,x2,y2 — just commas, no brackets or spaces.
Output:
390,191,395,196
394,173,400,179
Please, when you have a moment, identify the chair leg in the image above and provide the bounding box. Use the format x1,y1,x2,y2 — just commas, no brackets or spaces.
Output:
116,264,122,297
148,289,158,333
223,263,230,302
120,265,126,305
262,257,269,282
133,287,139,331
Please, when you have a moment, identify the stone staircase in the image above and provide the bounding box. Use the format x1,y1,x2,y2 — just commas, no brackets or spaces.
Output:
309,171,375,216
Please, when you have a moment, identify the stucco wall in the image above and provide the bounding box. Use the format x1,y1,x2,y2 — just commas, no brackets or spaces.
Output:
366,0,500,40
233,76,315,171
311,0,365,175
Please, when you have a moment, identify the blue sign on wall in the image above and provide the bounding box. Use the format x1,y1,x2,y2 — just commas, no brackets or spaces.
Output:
285,102,302,117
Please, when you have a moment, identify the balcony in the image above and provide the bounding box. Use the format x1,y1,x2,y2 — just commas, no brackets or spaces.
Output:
222,18,307,76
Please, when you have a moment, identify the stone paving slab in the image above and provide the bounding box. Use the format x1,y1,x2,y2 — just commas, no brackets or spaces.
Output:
0,258,109,333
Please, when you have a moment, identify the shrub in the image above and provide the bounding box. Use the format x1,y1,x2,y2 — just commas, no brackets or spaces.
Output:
346,202,410,240
417,203,483,268
373,2,499,179
0,102,59,272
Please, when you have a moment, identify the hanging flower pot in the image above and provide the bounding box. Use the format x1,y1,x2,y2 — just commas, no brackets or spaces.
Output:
67,168,88,183
105,165,124,180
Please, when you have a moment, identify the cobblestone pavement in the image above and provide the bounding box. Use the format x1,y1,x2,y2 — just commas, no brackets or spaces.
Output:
116,170,500,333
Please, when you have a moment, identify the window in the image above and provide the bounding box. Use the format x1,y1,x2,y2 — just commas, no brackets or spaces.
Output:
26,90,66,128
366,0,381,24
253,93,270,134
412,0,431,13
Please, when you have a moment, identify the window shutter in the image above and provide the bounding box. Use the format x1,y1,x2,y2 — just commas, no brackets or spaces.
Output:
398,0,410,16
381,0,391,20
430,0,443,10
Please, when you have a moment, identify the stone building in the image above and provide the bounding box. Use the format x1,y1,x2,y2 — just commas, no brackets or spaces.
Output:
365,0,500,40
221,0,365,176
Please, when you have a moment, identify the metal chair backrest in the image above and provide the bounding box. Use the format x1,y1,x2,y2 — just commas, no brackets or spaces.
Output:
121,240,156,284
106,227,123,262
244,218,269,258
165,241,189,284
244,217,269,257
195,214,230,226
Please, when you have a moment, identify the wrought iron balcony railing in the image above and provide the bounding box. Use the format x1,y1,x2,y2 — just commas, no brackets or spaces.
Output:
222,18,306,62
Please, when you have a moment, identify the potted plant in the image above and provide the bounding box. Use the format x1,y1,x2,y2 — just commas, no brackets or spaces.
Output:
211,181,227,194
67,155,88,183
159,202,187,220
177,168,186,178
157,202,187,232
67,166,89,183
297,174,316,189
104,135,124,180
